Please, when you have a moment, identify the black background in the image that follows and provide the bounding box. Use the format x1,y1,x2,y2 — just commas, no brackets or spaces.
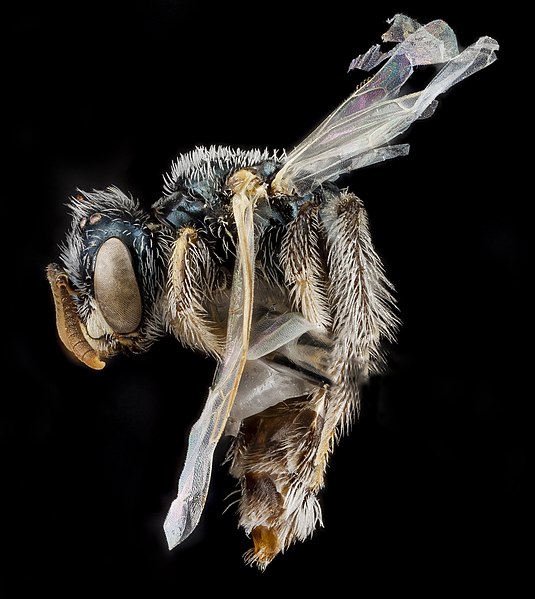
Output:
6,1,526,594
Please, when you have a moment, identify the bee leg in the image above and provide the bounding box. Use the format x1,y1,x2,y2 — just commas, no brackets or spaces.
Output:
165,226,226,358
308,191,399,493
280,201,332,329
320,189,399,424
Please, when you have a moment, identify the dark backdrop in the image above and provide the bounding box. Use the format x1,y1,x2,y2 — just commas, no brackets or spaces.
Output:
6,2,525,594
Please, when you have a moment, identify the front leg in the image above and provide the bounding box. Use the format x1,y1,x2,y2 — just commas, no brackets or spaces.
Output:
165,226,226,358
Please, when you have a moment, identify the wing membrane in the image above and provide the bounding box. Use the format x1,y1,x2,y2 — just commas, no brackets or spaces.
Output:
164,175,257,548
272,14,499,195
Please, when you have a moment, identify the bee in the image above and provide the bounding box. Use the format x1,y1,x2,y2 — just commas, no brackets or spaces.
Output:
46,15,498,569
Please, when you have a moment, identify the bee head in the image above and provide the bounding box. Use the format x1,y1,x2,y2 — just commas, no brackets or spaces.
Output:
46,187,167,369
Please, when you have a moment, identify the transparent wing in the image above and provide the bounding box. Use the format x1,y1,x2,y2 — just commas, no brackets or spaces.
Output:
163,173,257,548
272,13,499,196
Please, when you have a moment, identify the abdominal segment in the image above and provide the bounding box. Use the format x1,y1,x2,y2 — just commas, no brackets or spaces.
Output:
228,387,329,568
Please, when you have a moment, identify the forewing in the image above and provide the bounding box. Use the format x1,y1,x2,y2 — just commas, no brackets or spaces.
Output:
163,173,257,548
272,14,498,195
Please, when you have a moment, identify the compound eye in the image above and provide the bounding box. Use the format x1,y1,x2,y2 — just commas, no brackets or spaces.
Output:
93,237,143,334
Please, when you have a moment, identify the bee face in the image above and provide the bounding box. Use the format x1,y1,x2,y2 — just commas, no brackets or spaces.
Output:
47,187,166,369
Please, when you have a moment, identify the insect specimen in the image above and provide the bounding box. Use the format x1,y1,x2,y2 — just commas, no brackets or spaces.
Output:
46,15,498,568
